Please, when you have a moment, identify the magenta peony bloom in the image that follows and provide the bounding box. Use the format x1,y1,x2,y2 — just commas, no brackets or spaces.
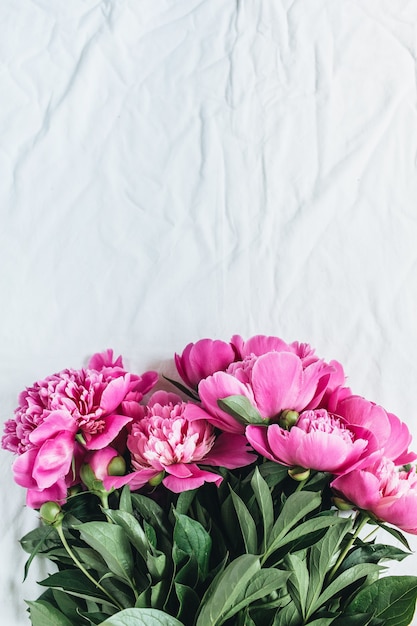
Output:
198,350,337,434
246,409,377,474
175,338,236,389
1,350,158,507
231,334,345,395
331,458,417,534
331,395,416,465
104,391,255,493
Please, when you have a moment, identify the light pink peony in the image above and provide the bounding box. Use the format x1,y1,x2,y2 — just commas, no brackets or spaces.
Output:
246,409,377,474
331,458,417,534
198,349,338,434
104,391,255,493
2,350,158,507
175,338,236,389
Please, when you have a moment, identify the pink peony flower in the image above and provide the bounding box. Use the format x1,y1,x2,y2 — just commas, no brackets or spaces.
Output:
246,409,377,474
231,334,345,395
175,339,237,389
1,350,158,507
198,349,337,434
104,391,255,493
331,458,417,534
330,395,416,465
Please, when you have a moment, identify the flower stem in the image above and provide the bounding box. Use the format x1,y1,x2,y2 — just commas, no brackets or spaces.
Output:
328,513,370,582
55,521,123,610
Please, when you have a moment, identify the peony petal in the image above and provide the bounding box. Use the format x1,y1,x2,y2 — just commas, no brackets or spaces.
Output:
383,412,416,464
87,447,119,480
83,414,132,450
33,433,74,488
198,372,255,433
29,410,77,445
285,429,362,473
130,370,159,396
336,396,390,448
374,493,417,534
331,469,382,510
26,480,68,509
245,425,280,463
148,390,183,407
236,334,291,358
88,349,124,370
251,352,304,417
162,463,193,478
100,375,131,413
103,468,160,491
12,449,38,488
203,433,256,469
163,464,222,492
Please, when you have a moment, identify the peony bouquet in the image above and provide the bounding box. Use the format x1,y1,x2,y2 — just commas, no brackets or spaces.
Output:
2,335,417,626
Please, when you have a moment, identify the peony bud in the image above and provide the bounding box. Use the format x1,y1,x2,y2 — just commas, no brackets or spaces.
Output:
40,501,64,526
332,496,354,511
279,410,299,430
107,455,126,476
148,471,164,487
288,466,310,482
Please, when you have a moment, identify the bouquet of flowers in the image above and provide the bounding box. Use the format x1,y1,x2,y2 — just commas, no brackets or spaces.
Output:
3,335,417,626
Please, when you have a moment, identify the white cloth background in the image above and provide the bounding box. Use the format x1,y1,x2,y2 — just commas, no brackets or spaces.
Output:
1,1,417,624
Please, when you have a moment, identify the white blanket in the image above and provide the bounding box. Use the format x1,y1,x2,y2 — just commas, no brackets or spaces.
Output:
1,1,417,623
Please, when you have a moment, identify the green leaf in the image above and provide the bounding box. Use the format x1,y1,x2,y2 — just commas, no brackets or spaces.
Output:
21,524,55,580
286,553,309,620
78,610,112,625
264,492,321,559
98,607,185,625
163,375,200,400
51,588,81,622
196,554,260,626
372,520,411,551
258,461,289,489
229,487,258,554
251,467,274,550
272,599,301,626
305,619,336,626
175,582,200,622
173,513,212,581
221,568,291,622
306,519,352,614
310,563,381,614
38,569,116,607
76,521,134,583
131,494,171,539
346,575,417,626
175,489,197,515
331,614,378,626
103,508,150,561
119,485,133,514
340,543,410,572
73,546,107,573
26,600,74,626
217,395,264,425
269,514,349,560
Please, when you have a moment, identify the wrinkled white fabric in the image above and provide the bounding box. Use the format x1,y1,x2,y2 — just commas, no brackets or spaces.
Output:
1,0,417,623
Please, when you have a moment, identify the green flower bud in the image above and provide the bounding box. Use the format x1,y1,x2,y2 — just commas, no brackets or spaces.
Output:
279,410,299,430
288,466,310,482
149,471,164,487
332,496,354,511
107,455,126,476
40,501,64,526
80,463,97,491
